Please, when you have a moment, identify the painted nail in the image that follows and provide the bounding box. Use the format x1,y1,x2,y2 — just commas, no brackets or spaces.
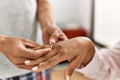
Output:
24,60,30,64
39,62,44,66
43,48,52,50
66,75,70,80
32,66,38,71
50,39,55,44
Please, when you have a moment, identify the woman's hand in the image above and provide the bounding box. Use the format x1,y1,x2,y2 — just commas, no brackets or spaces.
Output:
0,35,51,70
42,25,68,44
36,0,68,44
25,37,95,79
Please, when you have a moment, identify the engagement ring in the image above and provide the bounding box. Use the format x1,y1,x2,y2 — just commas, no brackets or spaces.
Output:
49,42,53,49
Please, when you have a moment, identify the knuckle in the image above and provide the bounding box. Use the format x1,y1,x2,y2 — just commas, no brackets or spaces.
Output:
56,43,64,49
59,48,67,56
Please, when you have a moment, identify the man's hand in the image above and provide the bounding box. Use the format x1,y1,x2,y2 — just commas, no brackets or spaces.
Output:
42,25,68,44
0,36,51,70
36,0,68,44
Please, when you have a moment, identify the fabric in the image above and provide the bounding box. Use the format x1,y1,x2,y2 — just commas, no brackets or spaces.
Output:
37,70,51,80
1,70,50,80
0,0,44,79
78,41,120,80
5,72,37,80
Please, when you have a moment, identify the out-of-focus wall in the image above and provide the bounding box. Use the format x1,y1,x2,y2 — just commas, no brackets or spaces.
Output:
49,0,92,31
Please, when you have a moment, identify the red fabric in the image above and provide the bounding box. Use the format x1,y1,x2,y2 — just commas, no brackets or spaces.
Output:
37,72,43,80
62,28,88,39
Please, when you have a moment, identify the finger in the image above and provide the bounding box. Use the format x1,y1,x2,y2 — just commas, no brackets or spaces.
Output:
59,34,68,41
33,44,50,50
64,57,83,80
49,30,60,44
31,53,66,72
24,49,58,65
21,38,40,48
20,48,51,59
16,64,35,70
9,56,28,65
14,57,28,64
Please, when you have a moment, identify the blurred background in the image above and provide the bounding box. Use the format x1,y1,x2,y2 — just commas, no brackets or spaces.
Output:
49,0,92,38
48,0,120,47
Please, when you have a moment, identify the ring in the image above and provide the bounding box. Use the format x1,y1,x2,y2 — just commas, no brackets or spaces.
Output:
49,42,53,49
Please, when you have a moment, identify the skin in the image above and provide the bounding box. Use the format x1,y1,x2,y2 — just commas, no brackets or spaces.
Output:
0,35,51,69
25,37,95,80
37,0,68,44
0,0,67,70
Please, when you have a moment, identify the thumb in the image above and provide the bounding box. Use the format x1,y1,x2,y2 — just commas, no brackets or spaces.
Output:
64,57,82,80
49,30,60,44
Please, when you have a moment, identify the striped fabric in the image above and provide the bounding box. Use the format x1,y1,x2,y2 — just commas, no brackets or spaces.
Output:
1,70,50,80
37,70,50,80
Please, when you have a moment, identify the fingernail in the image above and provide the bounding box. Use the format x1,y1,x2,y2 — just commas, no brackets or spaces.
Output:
50,39,55,44
43,48,52,50
39,62,44,66
32,66,38,71
24,60,30,65
66,75,70,80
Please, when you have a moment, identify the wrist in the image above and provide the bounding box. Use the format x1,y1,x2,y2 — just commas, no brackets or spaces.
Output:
41,24,57,30
0,35,7,52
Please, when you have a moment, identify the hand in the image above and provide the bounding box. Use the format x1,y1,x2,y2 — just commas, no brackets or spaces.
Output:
25,37,95,79
0,36,51,70
42,25,68,44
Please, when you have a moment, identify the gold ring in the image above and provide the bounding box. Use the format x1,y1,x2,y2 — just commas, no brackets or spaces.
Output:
49,42,53,49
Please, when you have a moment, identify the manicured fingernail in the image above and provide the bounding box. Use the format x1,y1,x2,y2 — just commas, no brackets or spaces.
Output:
32,66,38,71
66,75,70,80
39,62,45,66
24,60,30,64
43,48,52,50
50,39,55,44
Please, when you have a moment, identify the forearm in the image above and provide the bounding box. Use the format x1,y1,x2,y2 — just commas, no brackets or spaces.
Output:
37,0,56,30
0,35,7,52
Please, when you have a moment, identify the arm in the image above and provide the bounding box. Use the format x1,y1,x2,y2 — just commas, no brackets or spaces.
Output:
37,0,55,29
37,0,68,44
79,42,120,80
